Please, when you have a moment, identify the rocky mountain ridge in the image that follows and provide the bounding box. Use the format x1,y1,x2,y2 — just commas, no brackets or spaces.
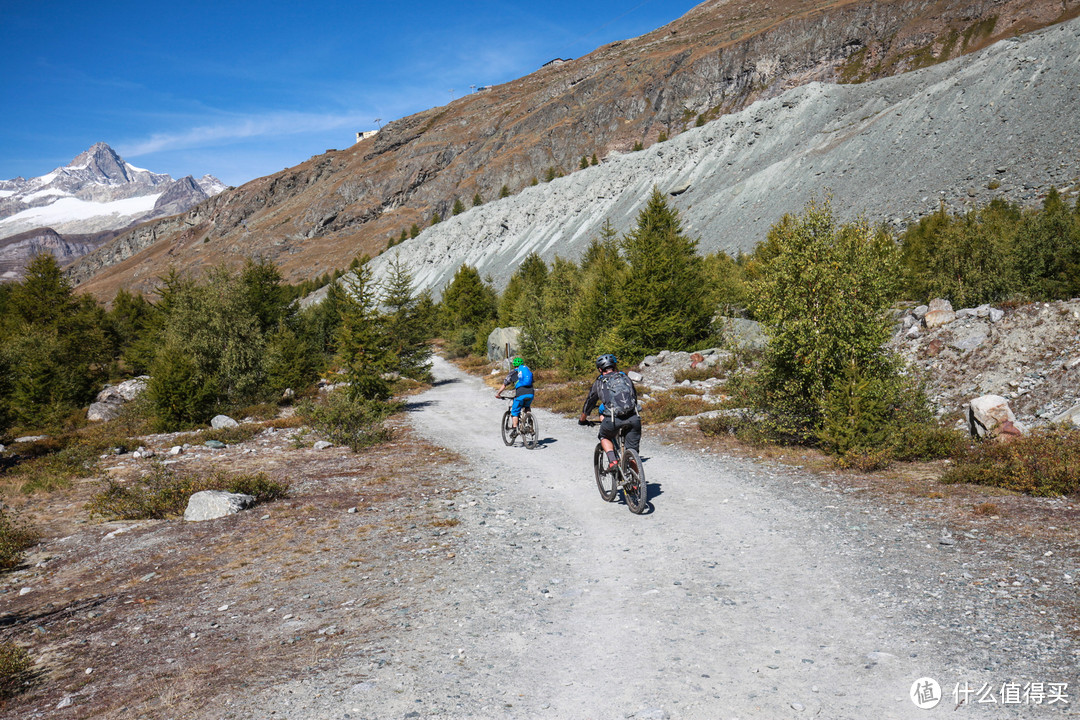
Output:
0,143,225,281
333,17,1080,298
65,0,1080,299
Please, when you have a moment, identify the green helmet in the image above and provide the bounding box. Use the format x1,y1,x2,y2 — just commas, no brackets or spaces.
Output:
511,356,525,367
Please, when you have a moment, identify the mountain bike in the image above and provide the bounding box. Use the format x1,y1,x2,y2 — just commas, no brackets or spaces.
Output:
590,419,647,514
498,392,538,449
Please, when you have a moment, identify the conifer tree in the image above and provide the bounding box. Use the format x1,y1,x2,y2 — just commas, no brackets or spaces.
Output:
579,156,589,170
381,254,433,381
335,260,394,401
617,187,711,357
472,192,483,207
452,198,466,216
409,223,421,239
440,264,496,331
499,185,511,198
591,153,599,166
569,227,626,370
240,257,289,335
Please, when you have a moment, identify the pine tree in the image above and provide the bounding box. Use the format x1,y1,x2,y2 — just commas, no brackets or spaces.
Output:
409,223,421,239
472,192,483,207
452,198,466,216
616,187,712,357
431,212,441,225
8,253,74,328
591,153,599,166
569,228,626,370
499,185,510,198
579,156,589,170
381,254,433,380
335,260,394,401
240,257,288,335
440,264,497,331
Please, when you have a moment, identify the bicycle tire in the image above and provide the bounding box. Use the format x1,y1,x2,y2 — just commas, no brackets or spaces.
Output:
522,411,539,449
621,449,648,514
500,410,515,446
593,443,616,501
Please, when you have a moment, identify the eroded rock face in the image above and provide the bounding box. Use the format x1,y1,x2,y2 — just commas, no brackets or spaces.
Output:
68,3,1078,301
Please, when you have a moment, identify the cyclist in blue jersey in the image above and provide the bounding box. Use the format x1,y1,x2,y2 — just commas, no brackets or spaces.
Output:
497,357,535,439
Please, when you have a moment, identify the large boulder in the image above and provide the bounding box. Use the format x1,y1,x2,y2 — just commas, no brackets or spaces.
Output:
487,326,522,362
967,395,1024,440
211,414,239,429
183,490,256,522
1051,402,1080,429
87,376,149,422
716,317,766,351
923,298,957,329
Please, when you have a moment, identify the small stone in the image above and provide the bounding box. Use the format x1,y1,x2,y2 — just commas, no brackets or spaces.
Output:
791,702,805,711
313,440,333,450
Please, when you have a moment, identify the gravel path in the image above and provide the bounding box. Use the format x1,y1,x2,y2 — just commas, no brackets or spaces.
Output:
229,357,1077,719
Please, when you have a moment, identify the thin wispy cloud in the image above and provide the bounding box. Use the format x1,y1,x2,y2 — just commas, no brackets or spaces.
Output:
118,111,372,157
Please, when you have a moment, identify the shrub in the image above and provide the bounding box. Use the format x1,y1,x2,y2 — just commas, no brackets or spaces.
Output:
641,391,709,424
889,423,971,462
0,642,34,699
86,465,289,520
748,196,902,442
0,508,38,569
297,390,396,452
941,427,1080,496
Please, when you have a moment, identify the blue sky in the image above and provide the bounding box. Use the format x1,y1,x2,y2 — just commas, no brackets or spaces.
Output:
2,0,701,188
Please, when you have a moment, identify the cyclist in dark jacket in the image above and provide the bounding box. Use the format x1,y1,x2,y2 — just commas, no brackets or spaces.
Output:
578,353,640,471
497,357,534,439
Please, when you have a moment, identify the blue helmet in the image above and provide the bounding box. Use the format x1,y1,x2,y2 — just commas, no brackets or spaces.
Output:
595,353,617,371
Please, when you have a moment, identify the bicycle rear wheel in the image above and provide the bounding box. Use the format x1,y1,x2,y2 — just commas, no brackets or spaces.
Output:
522,411,539,449
621,449,648,514
593,443,616,501
500,410,515,446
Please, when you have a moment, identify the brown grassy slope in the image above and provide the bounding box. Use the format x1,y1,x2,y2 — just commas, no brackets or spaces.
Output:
69,0,1080,300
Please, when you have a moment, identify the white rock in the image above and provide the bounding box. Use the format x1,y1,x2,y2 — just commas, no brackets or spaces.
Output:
313,440,333,450
183,490,256,521
211,414,239,429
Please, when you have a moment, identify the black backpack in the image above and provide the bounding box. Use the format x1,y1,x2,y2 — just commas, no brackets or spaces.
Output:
600,372,636,419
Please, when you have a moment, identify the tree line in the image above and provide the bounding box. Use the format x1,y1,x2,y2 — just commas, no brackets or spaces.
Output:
2,186,1077,451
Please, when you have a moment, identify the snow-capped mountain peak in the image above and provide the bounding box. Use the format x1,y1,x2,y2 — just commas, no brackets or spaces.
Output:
0,143,227,281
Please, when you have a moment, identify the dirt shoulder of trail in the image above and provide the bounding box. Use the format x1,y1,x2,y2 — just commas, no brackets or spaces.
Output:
0,414,469,719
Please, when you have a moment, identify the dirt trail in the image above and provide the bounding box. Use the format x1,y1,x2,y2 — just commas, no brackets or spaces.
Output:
229,357,1073,719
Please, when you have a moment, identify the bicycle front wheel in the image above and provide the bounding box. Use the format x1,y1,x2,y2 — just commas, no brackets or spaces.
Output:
522,411,539,449
621,449,648,514
593,443,616,502
500,410,515,446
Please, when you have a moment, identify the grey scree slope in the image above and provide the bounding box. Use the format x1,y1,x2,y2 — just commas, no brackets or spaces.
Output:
360,18,1080,298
